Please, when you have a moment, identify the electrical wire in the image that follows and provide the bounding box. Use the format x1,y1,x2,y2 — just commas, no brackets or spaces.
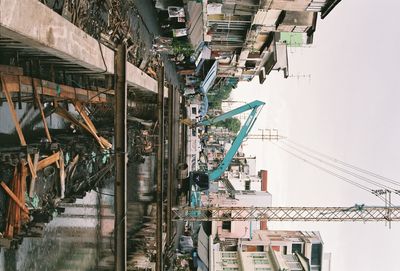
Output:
285,138,400,187
271,141,394,206
280,140,399,192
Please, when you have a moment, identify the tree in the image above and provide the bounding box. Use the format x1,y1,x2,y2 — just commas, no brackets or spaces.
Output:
208,84,233,109
216,118,241,133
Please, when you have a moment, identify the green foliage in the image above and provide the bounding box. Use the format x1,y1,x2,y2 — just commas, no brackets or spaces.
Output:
172,40,194,56
216,118,241,134
208,84,233,109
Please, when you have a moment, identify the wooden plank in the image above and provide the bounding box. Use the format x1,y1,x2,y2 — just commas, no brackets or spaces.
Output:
0,181,29,214
74,101,112,149
33,152,39,173
1,79,27,144
34,88,52,142
1,78,37,180
14,170,20,234
36,152,60,171
0,64,23,76
54,106,94,136
33,90,60,168
59,150,65,199
0,73,107,103
20,163,29,222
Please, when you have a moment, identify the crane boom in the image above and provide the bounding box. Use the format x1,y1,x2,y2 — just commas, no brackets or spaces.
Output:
172,205,400,222
198,100,264,181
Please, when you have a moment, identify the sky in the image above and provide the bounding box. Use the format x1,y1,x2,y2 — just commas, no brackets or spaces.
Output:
231,1,400,270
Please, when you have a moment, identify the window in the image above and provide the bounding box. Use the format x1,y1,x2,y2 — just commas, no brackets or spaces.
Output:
224,259,238,264
283,246,287,255
254,259,269,265
292,243,302,254
311,243,322,265
256,245,264,252
245,180,251,190
255,268,271,271
222,221,232,231
223,268,239,271
192,107,197,114
222,252,237,258
222,213,232,231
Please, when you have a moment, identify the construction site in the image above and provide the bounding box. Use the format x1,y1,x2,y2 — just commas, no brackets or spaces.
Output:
1,0,400,271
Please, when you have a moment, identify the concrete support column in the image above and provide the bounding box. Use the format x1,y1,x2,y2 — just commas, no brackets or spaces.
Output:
156,66,165,271
114,43,127,271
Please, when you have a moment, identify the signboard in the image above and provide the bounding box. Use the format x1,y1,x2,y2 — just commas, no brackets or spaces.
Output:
173,28,188,37
168,6,185,18
207,3,222,14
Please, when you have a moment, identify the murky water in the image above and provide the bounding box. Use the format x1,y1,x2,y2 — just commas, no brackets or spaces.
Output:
0,102,155,270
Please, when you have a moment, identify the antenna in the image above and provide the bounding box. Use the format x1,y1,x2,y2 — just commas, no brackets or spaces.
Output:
247,129,284,141
288,73,312,83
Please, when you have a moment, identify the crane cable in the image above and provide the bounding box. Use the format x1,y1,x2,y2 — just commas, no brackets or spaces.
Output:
284,138,400,187
271,141,394,206
280,140,398,193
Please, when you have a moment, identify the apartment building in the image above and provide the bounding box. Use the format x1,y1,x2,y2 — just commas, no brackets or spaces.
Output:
239,230,325,271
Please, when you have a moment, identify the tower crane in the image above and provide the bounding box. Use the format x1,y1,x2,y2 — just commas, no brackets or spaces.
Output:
178,109,400,224
172,205,400,223
186,100,264,191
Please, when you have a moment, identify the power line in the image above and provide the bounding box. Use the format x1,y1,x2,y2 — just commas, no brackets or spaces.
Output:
285,138,400,187
280,140,398,193
271,142,393,205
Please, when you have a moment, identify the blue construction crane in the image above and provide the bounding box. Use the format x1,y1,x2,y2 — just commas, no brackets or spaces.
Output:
188,100,265,193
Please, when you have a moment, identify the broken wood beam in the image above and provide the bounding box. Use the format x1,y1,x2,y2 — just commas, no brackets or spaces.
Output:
0,181,29,214
34,89,52,142
0,73,108,103
74,101,112,149
1,78,37,180
59,150,65,199
36,152,60,171
0,65,23,76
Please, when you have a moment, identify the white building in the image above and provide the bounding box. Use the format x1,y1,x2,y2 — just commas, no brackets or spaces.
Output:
212,248,311,271
239,230,325,271
210,190,272,240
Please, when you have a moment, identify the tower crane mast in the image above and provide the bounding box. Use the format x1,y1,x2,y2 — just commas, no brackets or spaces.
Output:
172,205,400,222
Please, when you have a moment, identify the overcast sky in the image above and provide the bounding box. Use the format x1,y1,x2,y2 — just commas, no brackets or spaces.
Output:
231,0,400,270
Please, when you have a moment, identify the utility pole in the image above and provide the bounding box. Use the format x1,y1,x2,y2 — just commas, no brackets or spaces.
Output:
114,43,127,271
156,65,165,271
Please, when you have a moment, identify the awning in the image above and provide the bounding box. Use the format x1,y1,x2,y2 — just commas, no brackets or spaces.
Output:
197,225,209,269
200,61,218,94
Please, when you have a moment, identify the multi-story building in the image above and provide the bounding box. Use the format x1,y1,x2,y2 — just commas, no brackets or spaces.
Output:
191,0,342,86
259,0,342,19
239,230,325,271
212,247,313,271
210,166,271,241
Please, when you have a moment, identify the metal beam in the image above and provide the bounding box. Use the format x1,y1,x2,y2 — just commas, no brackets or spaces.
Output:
156,66,165,271
172,206,400,222
166,84,173,243
114,43,127,271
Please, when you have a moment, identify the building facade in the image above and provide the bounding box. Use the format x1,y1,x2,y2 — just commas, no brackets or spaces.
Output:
239,230,325,271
